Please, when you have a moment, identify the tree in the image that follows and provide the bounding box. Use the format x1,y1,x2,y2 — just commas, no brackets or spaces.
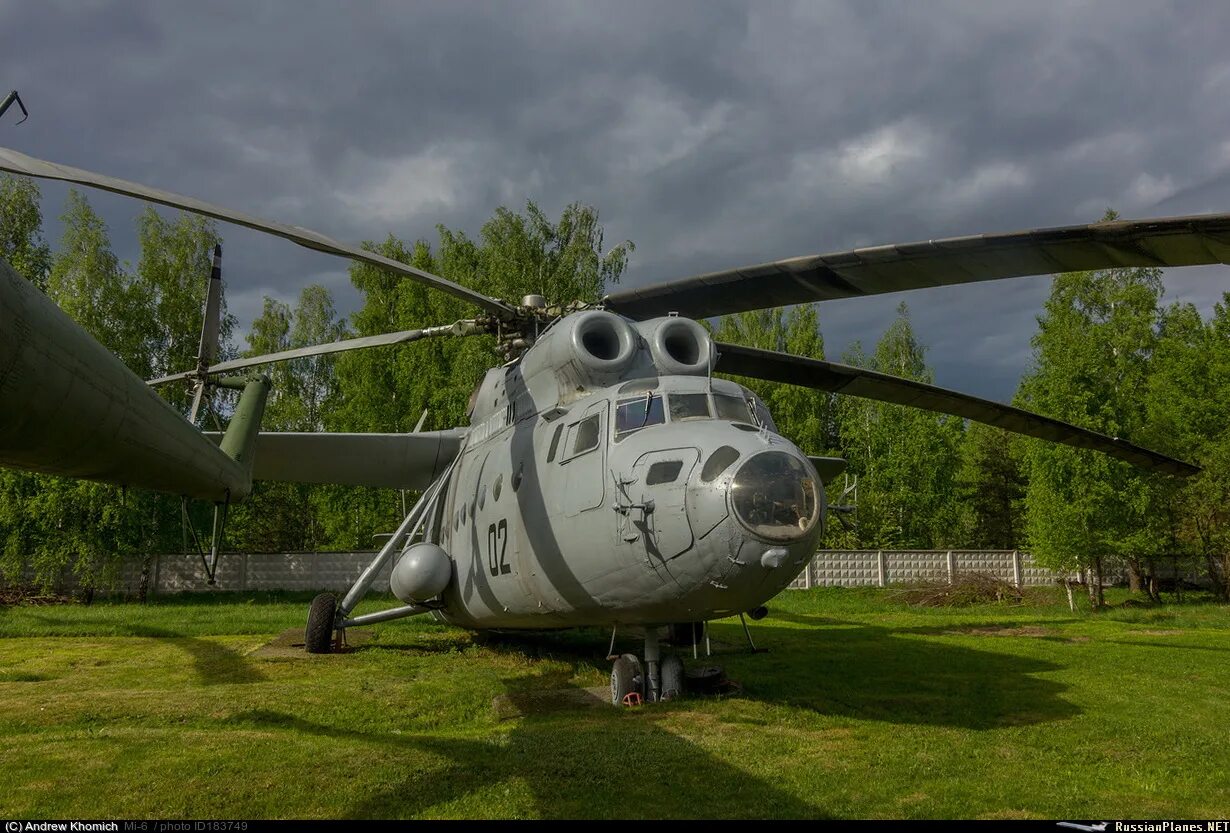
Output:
1017,213,1165,608
228,287,349,552
835,303,965,549
1144,299,1230,598
955,424,1026,548
0,174,51,288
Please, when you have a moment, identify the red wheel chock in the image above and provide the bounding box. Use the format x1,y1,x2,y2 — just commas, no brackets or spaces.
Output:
621,691,643,707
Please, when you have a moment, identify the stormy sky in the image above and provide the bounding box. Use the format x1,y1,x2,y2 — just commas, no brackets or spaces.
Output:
4,0,1230,401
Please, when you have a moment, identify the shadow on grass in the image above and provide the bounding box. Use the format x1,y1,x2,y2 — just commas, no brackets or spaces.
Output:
371,617,1079,730
221,703,830,819
725,621,1079,729
18,612,265,686
126,624,266,686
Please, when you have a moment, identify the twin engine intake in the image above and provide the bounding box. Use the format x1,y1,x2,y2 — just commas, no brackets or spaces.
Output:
527,310,714,393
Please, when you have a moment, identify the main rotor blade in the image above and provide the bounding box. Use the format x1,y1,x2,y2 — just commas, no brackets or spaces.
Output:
0,146,517,318
148,322,475,386
715,342,1199,477
607,214,1230,319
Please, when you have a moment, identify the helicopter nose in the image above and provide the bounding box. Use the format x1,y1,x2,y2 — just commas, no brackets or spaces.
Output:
728,450,821,543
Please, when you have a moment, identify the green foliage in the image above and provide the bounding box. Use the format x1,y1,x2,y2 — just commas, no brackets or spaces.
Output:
0,174,51,288
1016,252,1166,583
834,303,965,548
954,424,1026,548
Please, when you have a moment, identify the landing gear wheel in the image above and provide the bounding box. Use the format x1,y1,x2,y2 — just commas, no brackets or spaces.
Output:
660,654,685,701
304,593,338,654
610,653,644,706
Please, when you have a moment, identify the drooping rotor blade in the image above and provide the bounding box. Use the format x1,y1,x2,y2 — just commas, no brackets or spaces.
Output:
606,215,1230,319
715,342,1199,477
0,146,518,318
188,244,225,424
148,321,481,386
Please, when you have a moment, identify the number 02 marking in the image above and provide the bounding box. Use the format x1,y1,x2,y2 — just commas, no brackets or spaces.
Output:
487,519,510,577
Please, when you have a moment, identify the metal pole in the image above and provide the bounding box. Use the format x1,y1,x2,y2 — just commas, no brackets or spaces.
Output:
338,458,456,618
877,550,886,587
340,603,433,628
946,550,955,584
1012,549,1022,589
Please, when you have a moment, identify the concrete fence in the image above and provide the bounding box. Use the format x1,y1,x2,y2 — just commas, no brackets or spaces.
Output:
6,549,1200,596
11,549,1057,596
788,549,1056,590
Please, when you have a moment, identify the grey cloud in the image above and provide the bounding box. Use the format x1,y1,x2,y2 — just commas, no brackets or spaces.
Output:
4,0,1230,402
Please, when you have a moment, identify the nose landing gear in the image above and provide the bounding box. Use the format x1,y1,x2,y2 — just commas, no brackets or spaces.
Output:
607,628,707,706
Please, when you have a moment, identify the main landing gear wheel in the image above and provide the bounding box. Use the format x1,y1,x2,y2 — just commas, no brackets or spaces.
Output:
305,592,338,654
660,654,684,701
610,653,644,706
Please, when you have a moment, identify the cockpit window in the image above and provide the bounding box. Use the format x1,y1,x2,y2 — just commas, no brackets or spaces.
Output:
615,394,665,438
668,393,711,422
570,414,601,456
713,393,754,425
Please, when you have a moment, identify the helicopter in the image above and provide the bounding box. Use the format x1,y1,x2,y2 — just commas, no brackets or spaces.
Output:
0,144,1226,705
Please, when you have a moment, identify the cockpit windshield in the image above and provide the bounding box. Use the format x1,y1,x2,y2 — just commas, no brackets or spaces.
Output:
614,388,760,440
668,393,711,422
615,393,665,437
713,393,754,425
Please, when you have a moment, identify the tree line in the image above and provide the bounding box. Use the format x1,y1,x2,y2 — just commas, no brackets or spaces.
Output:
2,176,1228,604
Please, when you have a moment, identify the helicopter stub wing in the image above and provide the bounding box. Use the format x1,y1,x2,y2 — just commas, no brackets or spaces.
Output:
605,214,1230,319
0,146,518,319
716,342,1198,477
202,429,466,489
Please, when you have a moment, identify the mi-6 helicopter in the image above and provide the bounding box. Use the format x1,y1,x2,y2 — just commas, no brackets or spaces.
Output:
0,145,1225,705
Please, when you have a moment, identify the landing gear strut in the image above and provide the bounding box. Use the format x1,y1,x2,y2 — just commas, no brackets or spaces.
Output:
608,628,690,705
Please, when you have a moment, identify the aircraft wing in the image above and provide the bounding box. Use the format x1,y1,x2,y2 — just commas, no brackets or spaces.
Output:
204,429,466,489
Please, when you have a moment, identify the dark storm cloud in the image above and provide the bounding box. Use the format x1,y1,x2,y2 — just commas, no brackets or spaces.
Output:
4,0,1230,401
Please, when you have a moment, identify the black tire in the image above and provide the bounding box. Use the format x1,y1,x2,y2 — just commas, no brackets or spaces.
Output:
304,593,338,654
660,654,685,701
610,653,644,705
685,664,725,694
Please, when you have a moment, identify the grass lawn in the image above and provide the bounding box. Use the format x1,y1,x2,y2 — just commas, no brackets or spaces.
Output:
0,586,1226,819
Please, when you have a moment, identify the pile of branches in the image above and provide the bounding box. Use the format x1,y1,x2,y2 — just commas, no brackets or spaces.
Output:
0,586,77,606
894,572,1024,607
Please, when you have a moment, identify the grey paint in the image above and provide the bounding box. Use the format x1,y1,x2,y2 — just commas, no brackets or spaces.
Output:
604,214,1230,320
0,257,249,501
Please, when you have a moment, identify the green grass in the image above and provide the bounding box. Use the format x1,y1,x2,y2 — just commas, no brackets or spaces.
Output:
0,586,1227,819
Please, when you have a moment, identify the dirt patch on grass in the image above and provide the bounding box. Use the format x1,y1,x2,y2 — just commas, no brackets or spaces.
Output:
1139,629,1185,636
949,626,1053,638
250,626,375,659
0,588,77,606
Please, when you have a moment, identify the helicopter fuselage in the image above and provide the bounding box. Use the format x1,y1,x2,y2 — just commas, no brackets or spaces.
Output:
419,310,825,629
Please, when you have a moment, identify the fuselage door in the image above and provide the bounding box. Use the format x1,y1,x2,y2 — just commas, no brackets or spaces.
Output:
631,447,699,561
561,400,608,517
